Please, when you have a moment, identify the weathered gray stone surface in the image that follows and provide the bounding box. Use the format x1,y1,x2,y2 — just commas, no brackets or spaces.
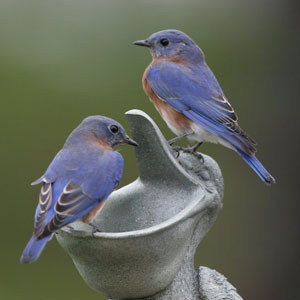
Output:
198,267,243,300
56,110,242,300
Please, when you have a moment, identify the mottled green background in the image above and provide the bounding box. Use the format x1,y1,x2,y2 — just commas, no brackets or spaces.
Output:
1,1,299,299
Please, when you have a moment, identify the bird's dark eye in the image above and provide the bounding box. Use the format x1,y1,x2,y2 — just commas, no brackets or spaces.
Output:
160,38,169,47
109,125,119,134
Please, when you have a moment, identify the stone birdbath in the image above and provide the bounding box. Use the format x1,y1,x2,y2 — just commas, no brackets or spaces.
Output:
56,110,243,300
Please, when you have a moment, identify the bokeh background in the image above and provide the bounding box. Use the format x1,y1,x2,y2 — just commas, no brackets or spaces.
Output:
1,0,299,299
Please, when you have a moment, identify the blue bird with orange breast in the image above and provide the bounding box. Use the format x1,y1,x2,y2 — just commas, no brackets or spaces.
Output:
20,116,137,264
133,29,275,184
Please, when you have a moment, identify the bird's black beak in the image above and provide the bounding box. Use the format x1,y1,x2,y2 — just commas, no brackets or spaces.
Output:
125,136,138,147
133,40,151,48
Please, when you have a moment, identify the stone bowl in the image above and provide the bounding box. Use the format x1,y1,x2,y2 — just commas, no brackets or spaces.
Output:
56,110,223,299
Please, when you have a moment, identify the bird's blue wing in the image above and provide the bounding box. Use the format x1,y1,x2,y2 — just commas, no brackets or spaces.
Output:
147,61,256,155
33,150,124,238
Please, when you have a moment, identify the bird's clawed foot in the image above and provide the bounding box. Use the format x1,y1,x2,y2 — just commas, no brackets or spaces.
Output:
89,223,102,235
190,141,203,153
172,142,204,163
63,225,75,232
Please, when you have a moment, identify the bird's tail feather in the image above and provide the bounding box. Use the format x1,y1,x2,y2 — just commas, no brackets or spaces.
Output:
20,235,52,264
236,149,275,185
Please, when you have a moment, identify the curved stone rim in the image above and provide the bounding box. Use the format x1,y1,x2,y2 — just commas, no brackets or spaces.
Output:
59,189,216,240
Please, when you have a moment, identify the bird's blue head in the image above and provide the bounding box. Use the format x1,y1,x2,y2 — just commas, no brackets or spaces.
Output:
133,29,204,64
66,116,138,149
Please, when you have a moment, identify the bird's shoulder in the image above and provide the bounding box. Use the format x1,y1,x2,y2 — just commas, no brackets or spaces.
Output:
147,60,223,95
32,146,123,188
147,60,192,78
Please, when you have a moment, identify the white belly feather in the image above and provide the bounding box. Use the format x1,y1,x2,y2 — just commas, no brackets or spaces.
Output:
166,119,234,151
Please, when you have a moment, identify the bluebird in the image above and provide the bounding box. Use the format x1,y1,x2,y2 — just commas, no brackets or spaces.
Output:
133,30,275,184
20,116,137,264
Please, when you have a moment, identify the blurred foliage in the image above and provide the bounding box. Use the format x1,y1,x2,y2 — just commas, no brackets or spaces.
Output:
1,1,299,299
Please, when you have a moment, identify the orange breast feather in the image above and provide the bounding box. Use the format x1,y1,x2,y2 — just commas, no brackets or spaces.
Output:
143,64,191,132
